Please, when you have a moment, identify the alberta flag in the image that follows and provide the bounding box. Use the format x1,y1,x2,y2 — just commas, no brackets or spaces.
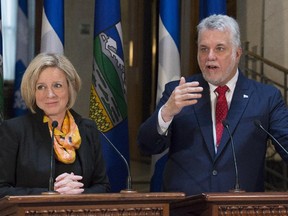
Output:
199,0,226,20
151,0,181,192
0,2,3,123
41,0,64,53
89,0,130,192
13,0,29,117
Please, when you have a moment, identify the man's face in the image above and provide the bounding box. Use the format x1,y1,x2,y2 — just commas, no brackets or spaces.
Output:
197,29,242,86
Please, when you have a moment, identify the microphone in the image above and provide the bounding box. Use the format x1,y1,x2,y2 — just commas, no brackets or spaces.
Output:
254,120,288,155
42,120,59,195
98,130,136,193
222,120,244,192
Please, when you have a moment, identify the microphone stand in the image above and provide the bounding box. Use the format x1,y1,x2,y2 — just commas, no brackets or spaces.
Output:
42,121,59,195
99,130,137,193
223,120,245,193
254,120,288,155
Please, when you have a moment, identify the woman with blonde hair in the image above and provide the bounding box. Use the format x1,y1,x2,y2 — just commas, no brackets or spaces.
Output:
0,53,110,197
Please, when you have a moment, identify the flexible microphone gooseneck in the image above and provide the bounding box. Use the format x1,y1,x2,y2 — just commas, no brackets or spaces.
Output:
254,120,288,155
222,120,244,192
42,120,59,195
98,130,136,193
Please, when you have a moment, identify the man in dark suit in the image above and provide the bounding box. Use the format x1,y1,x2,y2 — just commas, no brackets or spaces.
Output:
137,14,288,196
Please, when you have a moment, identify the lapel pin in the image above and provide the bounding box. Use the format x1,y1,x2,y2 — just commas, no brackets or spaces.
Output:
243,94,249,98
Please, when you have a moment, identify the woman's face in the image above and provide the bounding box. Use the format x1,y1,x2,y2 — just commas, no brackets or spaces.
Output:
35,67,69,121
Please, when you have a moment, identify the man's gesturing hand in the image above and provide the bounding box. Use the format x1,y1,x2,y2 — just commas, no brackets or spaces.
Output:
161,77,203,122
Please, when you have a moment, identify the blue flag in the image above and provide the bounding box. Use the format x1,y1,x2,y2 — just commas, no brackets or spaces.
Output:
89,0,130,192
199,0,227,20
0,2,3,123
151,0,181,192
41,0,64,53
13,0,29,117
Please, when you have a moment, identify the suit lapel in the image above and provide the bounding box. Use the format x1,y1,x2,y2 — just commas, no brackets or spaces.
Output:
216,73,253,157
189,72,253,160
194,79,216,159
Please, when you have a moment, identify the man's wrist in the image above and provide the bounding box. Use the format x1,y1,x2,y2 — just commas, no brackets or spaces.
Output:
158,106,173,135
161,104,174,122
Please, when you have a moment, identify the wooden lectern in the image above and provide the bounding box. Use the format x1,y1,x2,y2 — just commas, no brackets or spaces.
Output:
0,192,185,216
170,192,288,215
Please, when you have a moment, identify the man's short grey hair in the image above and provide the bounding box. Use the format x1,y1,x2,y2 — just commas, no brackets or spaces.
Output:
197,14,241,48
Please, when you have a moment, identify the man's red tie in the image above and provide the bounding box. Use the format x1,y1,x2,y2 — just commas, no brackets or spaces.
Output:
215,85,229,147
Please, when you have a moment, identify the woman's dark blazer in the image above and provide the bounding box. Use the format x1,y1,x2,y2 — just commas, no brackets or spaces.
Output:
0,109,110,197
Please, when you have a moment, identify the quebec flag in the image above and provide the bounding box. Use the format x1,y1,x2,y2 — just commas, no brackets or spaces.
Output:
13,0,29,117
41,0,64,53
89,0,130,192
151,0,181,192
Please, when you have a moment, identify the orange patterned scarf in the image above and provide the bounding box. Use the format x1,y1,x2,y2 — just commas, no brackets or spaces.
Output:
44,111,81,164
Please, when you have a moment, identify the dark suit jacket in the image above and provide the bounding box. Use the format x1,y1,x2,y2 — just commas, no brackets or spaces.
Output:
0,109,110,197
138,72,288,196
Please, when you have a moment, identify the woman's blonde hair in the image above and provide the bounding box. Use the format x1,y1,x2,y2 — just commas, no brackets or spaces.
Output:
21,53,82,113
